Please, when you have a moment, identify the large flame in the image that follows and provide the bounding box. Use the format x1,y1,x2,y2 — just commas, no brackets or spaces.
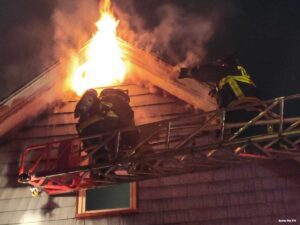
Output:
71,0,126,96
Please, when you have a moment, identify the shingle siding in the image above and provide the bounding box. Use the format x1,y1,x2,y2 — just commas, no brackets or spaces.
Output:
0,84,299,225
0,207,76,224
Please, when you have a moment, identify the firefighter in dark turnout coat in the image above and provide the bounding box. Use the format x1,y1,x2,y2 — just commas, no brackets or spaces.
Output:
99,88,139,148
75,88,139,161
75,89,120,142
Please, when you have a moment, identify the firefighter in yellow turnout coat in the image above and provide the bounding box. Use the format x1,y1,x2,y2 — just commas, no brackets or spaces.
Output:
216,55,259,108
179,55,265,138
179,54,260,108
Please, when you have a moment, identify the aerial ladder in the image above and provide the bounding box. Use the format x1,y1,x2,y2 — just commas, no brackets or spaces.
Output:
18,94,300,196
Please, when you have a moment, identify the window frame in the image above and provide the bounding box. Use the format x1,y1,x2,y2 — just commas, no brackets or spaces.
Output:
76,182,137,218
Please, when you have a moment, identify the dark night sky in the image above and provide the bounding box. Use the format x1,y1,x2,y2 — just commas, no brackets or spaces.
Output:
0,0,56,98
0,0,299,103
207,0,300,99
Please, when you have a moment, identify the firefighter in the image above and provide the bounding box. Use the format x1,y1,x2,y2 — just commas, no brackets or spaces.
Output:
74,89,120,162
75,88,139,161
99,88,139,148
75,89,120,142
179,54,268,138
179,54,260,108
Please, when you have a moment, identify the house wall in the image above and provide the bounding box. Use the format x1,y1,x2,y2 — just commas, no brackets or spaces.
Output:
0,83,300,225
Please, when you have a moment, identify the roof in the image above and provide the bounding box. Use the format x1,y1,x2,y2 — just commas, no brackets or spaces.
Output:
0,40,216,138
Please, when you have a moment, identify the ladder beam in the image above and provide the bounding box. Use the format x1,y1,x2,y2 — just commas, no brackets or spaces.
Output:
18,94,300,194
33,128,300,180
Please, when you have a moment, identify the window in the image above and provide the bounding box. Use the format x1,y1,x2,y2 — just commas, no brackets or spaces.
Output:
76,182,137,218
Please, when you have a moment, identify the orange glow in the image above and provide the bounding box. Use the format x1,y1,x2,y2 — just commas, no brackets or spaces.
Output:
71,0,127,96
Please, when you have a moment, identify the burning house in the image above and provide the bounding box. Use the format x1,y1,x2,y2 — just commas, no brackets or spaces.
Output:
0,0,300,224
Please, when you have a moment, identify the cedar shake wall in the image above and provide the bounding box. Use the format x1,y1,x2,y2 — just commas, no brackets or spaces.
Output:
0,84,299,225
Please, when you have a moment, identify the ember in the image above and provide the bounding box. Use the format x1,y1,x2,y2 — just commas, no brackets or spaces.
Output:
71,0,127,96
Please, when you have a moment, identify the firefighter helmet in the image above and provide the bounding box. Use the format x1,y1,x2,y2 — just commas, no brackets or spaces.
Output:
74,89,98,118
99,88,130,103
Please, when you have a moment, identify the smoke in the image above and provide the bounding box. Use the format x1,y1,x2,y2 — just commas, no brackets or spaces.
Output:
0,0,234,100
52,0,99,61
49,0,102,95
113,0,221,67
50,0,234,77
